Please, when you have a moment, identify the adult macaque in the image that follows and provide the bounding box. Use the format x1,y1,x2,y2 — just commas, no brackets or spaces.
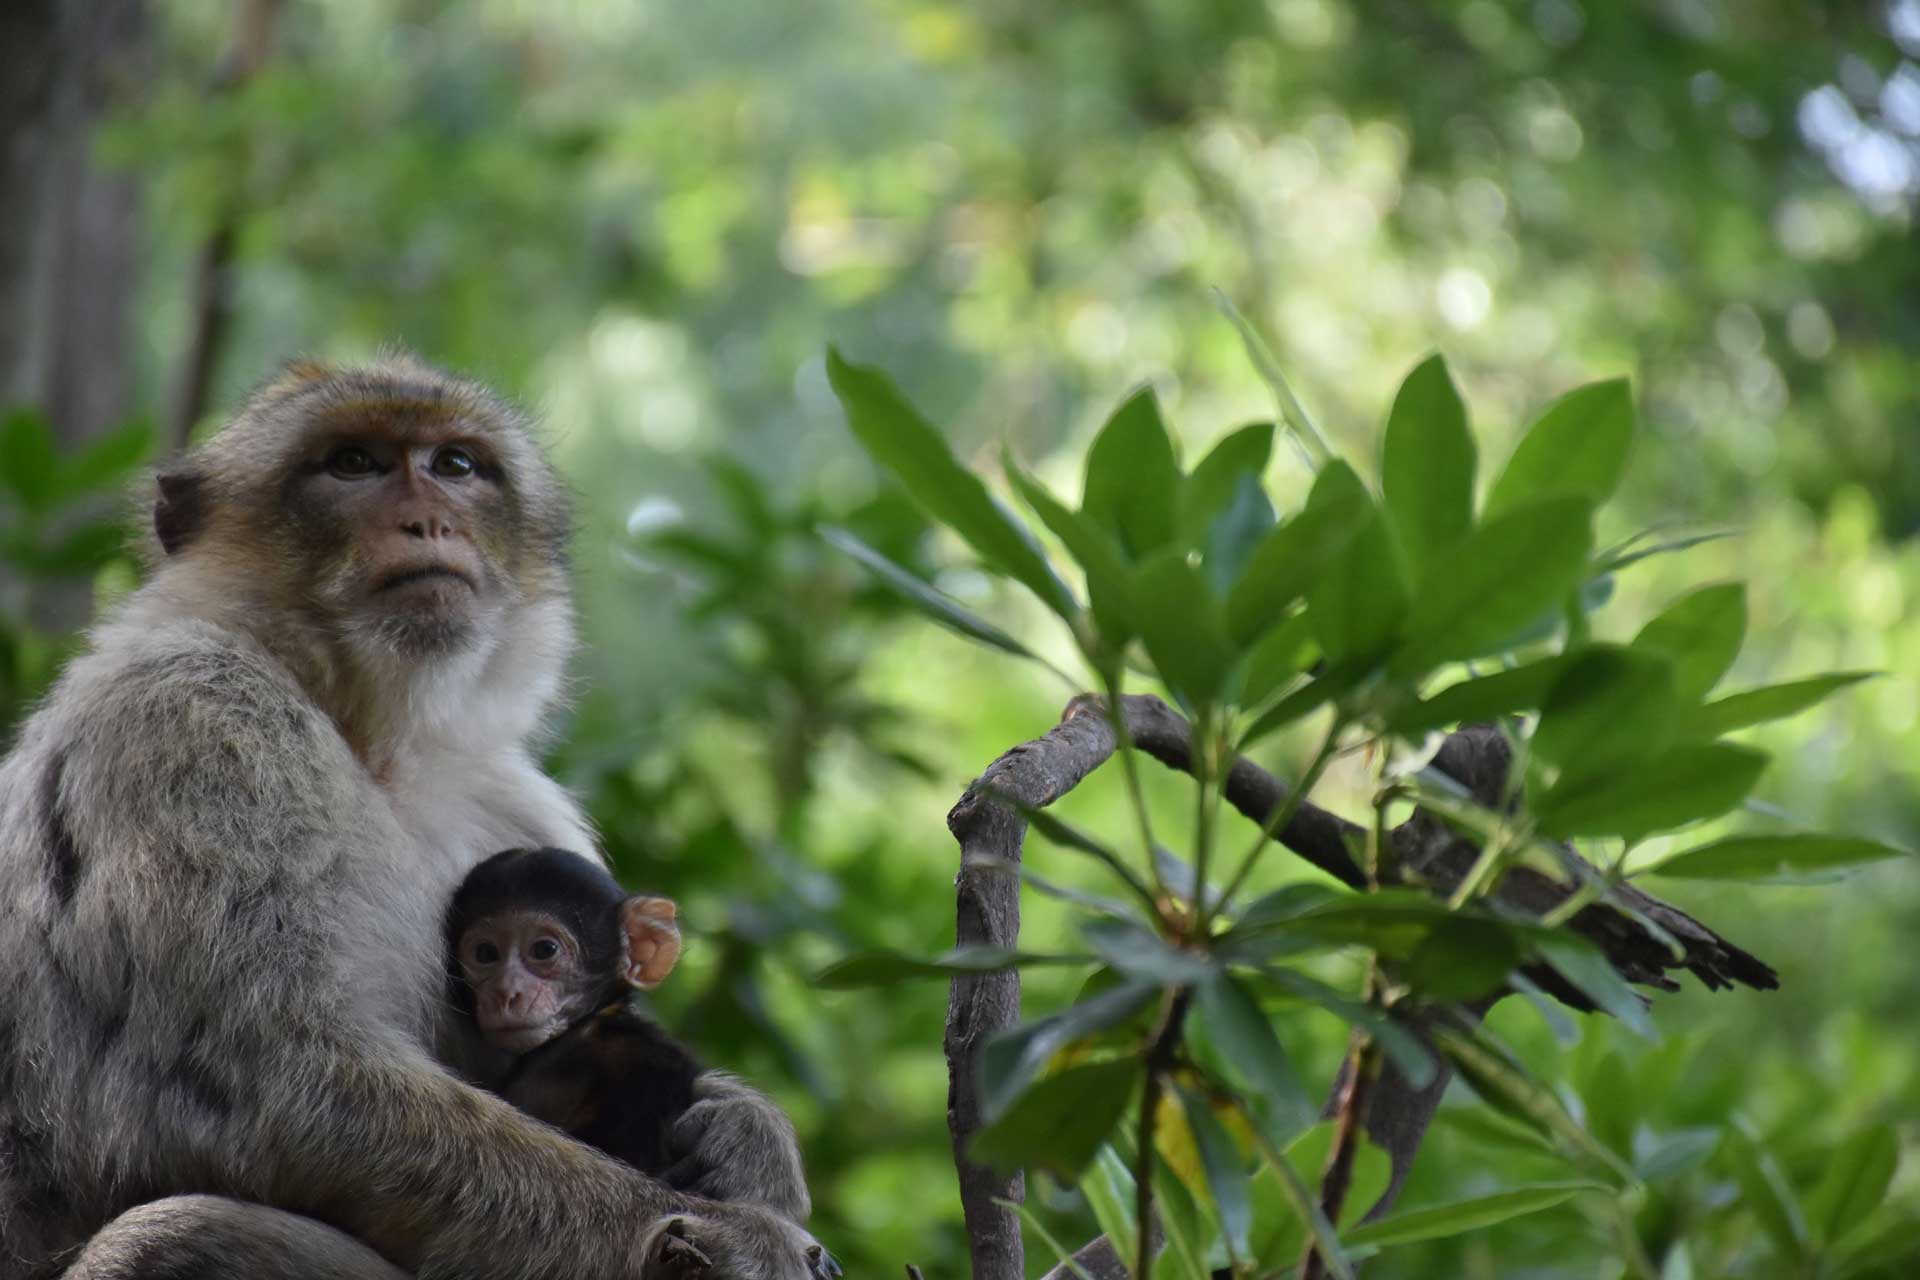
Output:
0,356,826,1279
448,846,817,1236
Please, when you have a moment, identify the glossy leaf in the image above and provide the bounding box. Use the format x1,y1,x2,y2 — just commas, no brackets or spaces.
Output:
969,1058,1138,1179
1192,973,1317,1138
1387,655,1569,736
819,526,1045,662
1690,672,1878,737
978,981,1159,1120
1132,549,1235,706
1531,645,1678,782
1003,450,1136,653
1433,1023,1632,1179
1646,833,1909,883
1241,612,1319,709
1174,1082,1253,1260
1082,918,1216,985
813,945,1084,989
1342,1182,1602,1249
827,348,1074,615
1080,1146,1140,1271
1204,473,1277,593
1805,1125,1899,1246
1532,933,1656,1039
1390,497,1593,676
1632,583,1746,704
1257,967,1439,1088
1406,917,1523,1002
1225,461,1371,644
1181,422,1274,544
1304,466,1411,664
1536,741,1769,843
1082,386,1181,560
1238,659,1363,749
1722,1121,1811,1260
1381,353,1475,578
1485,379,1635,518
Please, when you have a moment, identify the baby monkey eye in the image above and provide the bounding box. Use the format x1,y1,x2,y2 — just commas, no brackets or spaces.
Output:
471,941,500,965
431,446,477,479
326,445,378,478
529,938,560,962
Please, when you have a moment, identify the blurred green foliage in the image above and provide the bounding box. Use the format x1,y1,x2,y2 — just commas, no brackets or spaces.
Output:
3,0,1918,1274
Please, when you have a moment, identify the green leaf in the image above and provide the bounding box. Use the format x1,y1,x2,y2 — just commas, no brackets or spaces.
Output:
1304,466,1411,665
1203,473,1276,594
1406,917,1522,1002
979,981,1159,1119
1279,1123,1395,1229
1342,1182,1602,1249
1381,353,1475,579
53,419,154,501
819,526,1046,663
1532,933,1656,1040
813,945,1085,989
1389,497,1594,677
0,408,61,517
969,1058,1139,1179
1832,1208,1920,1279
1082,919,1217,985
1722,1120,1811,1260
1805,1126,1900,1246
1485,379,1635,519
1237,658,1363,749
1386,656,1569,737
29,522,129,576
1432,1023,1632,1180
1174,1083,1253,1260
1181,421,1274,544
1256,968,1439,1089
1536,741,1769,843
1646,834,1910,884
998,1199,1102,1280
1531,646,1679,783
1192,973,1316,1138
1003,450,1136,654
1133,549,1235,706
826,348,1074,615
1690,672,1878,737
1225,460,1371,644
1241,612,1319,709
1632,583,1746,704
1083,386,1182,560
1081,1147,1140,1272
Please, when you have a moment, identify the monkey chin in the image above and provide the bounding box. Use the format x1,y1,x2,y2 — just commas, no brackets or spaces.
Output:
481,1021,566,1055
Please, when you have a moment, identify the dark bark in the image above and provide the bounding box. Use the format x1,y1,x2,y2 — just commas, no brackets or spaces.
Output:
0,0,149,629
950,696,1777,1275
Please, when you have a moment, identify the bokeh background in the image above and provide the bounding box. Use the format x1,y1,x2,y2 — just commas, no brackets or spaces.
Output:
4,1,1919,1275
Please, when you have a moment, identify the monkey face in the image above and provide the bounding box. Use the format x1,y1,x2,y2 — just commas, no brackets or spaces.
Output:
455,908,601,1053
288,425,510,656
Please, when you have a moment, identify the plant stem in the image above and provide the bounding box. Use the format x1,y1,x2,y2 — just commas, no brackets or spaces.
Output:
1302,1034,1382,1280
1133,986,1194,1280
1211,716,1346,925
1101,678,1164,896
1191,706,1215,927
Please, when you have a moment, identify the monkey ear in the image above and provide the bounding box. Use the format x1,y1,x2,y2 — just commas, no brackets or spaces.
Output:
153,470,207,556
619,896,682,990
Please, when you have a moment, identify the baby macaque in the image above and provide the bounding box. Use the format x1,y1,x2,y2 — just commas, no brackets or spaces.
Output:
448,847,702,1177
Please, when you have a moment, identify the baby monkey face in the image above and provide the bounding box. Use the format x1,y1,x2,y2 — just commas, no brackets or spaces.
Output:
456,908,596,1053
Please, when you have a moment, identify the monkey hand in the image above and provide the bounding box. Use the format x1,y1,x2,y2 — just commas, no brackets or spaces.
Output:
640,1203,840,1280
664,1072,811,1221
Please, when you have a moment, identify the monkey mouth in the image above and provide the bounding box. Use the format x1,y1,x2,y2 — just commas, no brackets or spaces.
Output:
376,565,476,594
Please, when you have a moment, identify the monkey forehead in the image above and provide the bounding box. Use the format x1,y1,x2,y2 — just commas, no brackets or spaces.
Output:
202,356,558,483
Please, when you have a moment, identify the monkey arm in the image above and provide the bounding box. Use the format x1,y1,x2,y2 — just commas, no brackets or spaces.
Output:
665,1072,813,1222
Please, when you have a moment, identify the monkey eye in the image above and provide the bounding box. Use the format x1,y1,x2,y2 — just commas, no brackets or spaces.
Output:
471,941,501,966
326,445,379,478
529,938,561,962
431,446,478,479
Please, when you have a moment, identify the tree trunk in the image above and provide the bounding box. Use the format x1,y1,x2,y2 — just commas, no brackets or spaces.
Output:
0,0,149,630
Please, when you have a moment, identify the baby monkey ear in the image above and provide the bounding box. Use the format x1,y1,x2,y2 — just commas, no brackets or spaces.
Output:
620,895,682,990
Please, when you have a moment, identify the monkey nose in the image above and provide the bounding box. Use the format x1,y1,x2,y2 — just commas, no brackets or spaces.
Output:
398,514,455,539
